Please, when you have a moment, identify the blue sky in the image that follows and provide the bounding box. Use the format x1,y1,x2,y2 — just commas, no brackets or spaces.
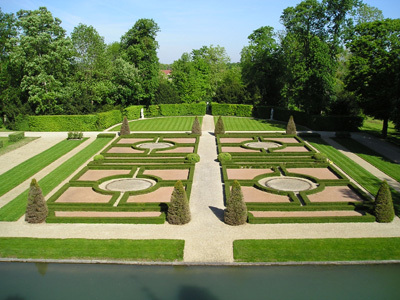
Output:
1,0,399,63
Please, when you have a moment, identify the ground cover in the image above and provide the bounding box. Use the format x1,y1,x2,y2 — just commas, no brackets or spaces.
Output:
0,237,184,261
233,238,400,262
217,133,375,223
215,116,309,131
0,139,86,198
333,137,400,183
0,136,114,221
360,117,400,146
0,137,38,155
110,116,202,131
46,133,199,224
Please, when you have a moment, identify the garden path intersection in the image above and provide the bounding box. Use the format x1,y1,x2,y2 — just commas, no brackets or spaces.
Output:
0,116,400,263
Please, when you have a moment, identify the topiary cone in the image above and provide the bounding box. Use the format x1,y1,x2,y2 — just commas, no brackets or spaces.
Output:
120,116,131,136
286,115,297,135
25,179,48,223
224,180,247,225
214,116,225,135
374,180,395,223
191,116,202,135
167,180,191,225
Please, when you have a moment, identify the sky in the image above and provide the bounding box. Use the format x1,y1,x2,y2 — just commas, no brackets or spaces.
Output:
1,0,399,63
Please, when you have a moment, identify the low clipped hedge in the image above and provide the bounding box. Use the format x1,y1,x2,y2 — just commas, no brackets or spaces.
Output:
211,103,253,117
9,132,24,142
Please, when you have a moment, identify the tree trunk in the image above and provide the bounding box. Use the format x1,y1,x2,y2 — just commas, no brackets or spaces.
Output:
382,117,389,138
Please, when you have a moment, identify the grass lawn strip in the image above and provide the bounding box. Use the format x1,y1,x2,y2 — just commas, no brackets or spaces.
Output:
111,116,202,131
0,137,113,221
0,137,39,156
360,117,400,146
0,238,184,262
0,139,86,197
333,137,400,183
234,238,400,262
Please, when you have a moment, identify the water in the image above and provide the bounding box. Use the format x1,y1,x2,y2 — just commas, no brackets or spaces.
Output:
1,263,399,300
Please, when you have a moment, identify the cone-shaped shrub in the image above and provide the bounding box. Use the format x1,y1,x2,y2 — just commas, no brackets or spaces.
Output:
191,116,202,135
25,179,48,223
286,115,297,135
167,180,191,225
224,180,247,225
374,181,395,223
120,116,131,136
214,116,225,135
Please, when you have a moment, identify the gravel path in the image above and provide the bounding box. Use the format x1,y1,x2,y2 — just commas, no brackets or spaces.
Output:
1,120,400,264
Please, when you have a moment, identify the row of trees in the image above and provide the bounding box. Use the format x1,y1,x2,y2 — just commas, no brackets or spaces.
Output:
1,1,399,135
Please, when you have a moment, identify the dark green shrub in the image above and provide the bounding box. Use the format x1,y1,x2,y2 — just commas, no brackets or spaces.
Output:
224,180,247,225
191,116,202,135
313,153,328,163
120,116,131,136
286,115,297,135
185,153,200,163
167,180,191,225
14,115,30,131
214,116,225,134
374,181,395,223
25,179,48,223
9,132,24,142
218,152,232,163
67,132,83,140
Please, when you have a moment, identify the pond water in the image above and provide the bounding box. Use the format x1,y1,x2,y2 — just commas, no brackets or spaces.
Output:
0,263,399,300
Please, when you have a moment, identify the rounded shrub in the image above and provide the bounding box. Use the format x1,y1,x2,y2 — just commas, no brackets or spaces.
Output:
185,153,200,163
93,154,104,161
218,152,232,163
313,153,328,163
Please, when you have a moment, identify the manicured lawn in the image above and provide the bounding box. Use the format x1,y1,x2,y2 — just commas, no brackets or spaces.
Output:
0,137,39,155
0,139,86,198
216,116,287,131
333,137,400,183
0,238,184,261
0,137,113,221
111,116,202,131
361,117,400,146
234,238,400,262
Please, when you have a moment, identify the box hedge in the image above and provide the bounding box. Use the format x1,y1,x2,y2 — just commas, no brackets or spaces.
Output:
211,103,253,117
28,115,99,131
9,132,24,142
124,105,144,120
96,110,122,130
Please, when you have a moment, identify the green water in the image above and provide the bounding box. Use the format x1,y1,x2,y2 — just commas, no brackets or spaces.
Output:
0,263,399,300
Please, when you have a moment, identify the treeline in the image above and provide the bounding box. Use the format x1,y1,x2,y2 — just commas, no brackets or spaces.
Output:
0,1,399,136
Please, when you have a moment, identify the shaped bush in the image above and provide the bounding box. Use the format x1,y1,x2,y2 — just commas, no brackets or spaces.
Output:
313,153,328,163
224,180,247,225
25,179,48,223
286,115,297,135
191,116,202,135
185,153,200,163
218,152,232,163
67,132,83,140
167,180,191,225
214,116,225,134
120,116,131,136
374,181,395,223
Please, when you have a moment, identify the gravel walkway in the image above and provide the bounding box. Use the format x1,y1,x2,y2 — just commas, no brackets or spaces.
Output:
1,121,400,264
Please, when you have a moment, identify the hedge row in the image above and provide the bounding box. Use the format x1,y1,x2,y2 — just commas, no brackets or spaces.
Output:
211,103,253,117
144,103,207,117
9,132,25,142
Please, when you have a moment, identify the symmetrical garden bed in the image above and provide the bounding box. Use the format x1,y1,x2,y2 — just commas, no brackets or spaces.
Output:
47,133,199,224
217,133,375,223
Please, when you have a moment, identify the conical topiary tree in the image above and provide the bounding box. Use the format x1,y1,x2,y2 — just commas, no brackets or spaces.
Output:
224,180,247,225
286,115,297,135
167,180,191,225
120,116,131,136
374,180,395,223
191,116,202,135
214,116,225,135
25,179,48,223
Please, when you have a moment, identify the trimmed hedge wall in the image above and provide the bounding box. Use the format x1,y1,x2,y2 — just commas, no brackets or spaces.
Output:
28,115,99,131
211,103,253,117
145,103,206,117
124,105,144,120
9,132,24,142
96,110,122,130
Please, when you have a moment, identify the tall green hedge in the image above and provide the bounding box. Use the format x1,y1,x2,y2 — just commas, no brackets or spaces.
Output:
124,105,144,120
145,103,206,117
96,110,122,130
28,115,99,131
211,103,253,117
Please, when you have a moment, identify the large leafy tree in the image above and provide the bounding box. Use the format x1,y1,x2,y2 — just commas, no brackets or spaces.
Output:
120,18,160,106
346,19,400,137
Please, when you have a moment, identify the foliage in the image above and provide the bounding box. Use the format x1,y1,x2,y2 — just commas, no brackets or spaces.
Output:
286,115,297,135
124,105,143,120
93,154,104,161
312,153,328,163
217,152,232,163
213,65,249,104
120,116,131,135
211,103,253,117
224,180,247,225
185,153,200,163
191,116,202,135
27,114,98,131
214,116,225,134
96,110,122,130
155,76,181,104
167,180,191,225
8,131,24,142
25,179,48,223
374,181,395,223
67,132,83,140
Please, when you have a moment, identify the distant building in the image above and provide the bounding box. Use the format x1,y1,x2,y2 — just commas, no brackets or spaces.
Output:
161,70,172,76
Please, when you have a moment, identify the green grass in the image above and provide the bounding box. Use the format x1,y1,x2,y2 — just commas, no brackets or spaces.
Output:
215,116,309,131
334,137,400,183
234,238,400,262
111,116,202,131
0,139,86,198
0,137,39,155
0,238,184,261
361,117,400,146
0,137,113,221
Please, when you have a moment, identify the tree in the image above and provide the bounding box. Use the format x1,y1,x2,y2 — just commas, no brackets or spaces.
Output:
120,116,130,135
25,179,48,223
224,180,247,225
213,65,249,104
286,115,297,135
111,58,141,106
346,19,400,138
120,19,160,106
191,116,202,135
167,180,191,225
374,181,395,223
214,116,225,135
154,76,180,104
